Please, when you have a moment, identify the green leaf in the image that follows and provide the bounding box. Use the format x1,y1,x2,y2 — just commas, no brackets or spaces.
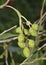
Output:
0,33,16,40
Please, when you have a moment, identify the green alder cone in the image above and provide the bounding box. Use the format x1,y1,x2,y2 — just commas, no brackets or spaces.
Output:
18,34,25,42
23,47,30,58
18,42,25,48
32,23,38,31
29,28,38,36
24,29,29,35
28,39,35,48
16,27,22,33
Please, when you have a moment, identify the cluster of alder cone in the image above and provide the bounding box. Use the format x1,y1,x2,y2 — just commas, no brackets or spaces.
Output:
15,21,38,58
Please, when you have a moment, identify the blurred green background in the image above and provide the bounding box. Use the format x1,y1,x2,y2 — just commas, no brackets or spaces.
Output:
0,0,46,65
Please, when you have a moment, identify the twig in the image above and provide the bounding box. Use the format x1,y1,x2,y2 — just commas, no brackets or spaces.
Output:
0,0,10,9
40,0,45,17
39,38,46,42
38,30,46,35
6,5,22,28
0,25,17,36
35,0,46,50
38,12,46,24
3,43,8,65
23,57,46,64
21,15,28,22
37,43,46,51
21,15,32,26
5,49,8,65
0,37,17,59
6,5,32,29
35,13,46,46
41,16,46,23
31,57,46,64
39,0,46,27
0,37,18,43
0,42,13,57
10,51,15,65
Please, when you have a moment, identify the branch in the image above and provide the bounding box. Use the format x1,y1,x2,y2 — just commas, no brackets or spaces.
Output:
23,57,46,64
37,43,46,51
38,30,46,35
38,12,46,24
0,0,10,9
39,38,46,42
21,15,32,26
3,43,8,65
40,0,45,17
6,5,22,28
0,25,17,36
10,51,15,65
0,37,18,43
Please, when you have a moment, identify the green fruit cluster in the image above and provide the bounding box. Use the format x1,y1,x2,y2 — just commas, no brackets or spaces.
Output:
17,32,30,57
17,33,30,58
18,33,26,48
16,23,38,58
